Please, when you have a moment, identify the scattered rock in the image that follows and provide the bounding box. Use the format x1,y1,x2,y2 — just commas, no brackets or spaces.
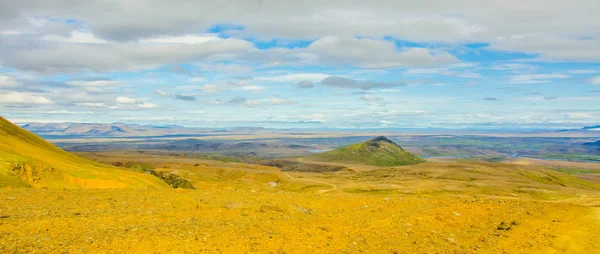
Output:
258,205,285,213
267,182,278,187
453,212,462,217
317,227,330,232
223,202,245,209
293,204,314,215
497,221,517,231
7,197,16,200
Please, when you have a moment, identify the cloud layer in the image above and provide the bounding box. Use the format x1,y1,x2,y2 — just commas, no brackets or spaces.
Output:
1,1,599,128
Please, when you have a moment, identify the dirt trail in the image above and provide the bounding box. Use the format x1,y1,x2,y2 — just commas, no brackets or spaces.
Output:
282,171,337,194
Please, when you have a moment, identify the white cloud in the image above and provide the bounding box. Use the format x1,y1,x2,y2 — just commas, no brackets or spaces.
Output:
2,34,254,73
200,84,223,93
195,63,253,74
137,102,157,109
3,1,600,129
42,30,107,44
567,69,598,74
404,63,481,78
509,73,569,84
237,85,265,93
175,85,204,91
116,96,137,104
214,96,294,107
244,100,262,107
489,35,600,62
267,97,295,105
306,36,459,68
489,63,537,72
2,1,600,64
1,31,23,35
256,73,330,82
361,94,384,102
154,89,170,96
83,87,108,93
114,96,157,109
199,80,266,93
188,77,206,83
139,34,219,44
0,75,20,88
0,92,52,105
200,83,265,93
588,76,600,85
321,76,405,90
76,102,107,108
67,80,123,86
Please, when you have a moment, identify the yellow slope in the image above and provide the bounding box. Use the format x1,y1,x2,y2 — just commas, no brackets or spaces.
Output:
0,116,168,188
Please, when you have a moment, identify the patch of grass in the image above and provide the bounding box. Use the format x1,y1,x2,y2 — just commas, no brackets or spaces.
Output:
549,167,600,175
151,169,195,189
261,160,345,172
309,136,425,167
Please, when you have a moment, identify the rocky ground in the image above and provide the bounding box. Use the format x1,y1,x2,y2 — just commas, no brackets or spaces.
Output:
1,187,598,253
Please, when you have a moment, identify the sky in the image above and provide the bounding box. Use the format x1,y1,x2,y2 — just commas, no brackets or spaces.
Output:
1,0,599,129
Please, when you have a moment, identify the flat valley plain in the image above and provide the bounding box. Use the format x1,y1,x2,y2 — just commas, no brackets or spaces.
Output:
2,130,600,253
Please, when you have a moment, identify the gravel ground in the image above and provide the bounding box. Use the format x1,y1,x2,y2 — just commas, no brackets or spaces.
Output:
1,188,598,253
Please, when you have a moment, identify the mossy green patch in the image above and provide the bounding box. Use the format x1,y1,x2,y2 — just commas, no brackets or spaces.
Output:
309,136,425,167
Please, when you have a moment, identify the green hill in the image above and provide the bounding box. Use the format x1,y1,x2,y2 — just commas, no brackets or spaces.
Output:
0,116,168,188
309,136,425,166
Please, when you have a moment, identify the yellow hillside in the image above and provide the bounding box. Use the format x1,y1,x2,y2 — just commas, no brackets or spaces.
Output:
0,116,168,188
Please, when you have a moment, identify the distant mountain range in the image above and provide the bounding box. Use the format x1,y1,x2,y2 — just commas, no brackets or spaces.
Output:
554,125,600,132
21,122,184,136
582,125,600,131
583,140,600,146
19,122,272,137
20,122,600,138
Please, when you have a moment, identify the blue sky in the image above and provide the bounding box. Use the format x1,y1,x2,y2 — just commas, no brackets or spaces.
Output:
0,0,599,129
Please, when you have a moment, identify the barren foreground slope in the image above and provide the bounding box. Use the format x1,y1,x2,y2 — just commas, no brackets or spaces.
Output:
1,188,598,253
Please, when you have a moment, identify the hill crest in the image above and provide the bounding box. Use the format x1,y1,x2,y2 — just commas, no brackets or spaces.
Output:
0,116,167,188
308,136,424,167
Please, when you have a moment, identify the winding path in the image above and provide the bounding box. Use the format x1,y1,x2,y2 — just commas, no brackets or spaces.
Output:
282,171,337,194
